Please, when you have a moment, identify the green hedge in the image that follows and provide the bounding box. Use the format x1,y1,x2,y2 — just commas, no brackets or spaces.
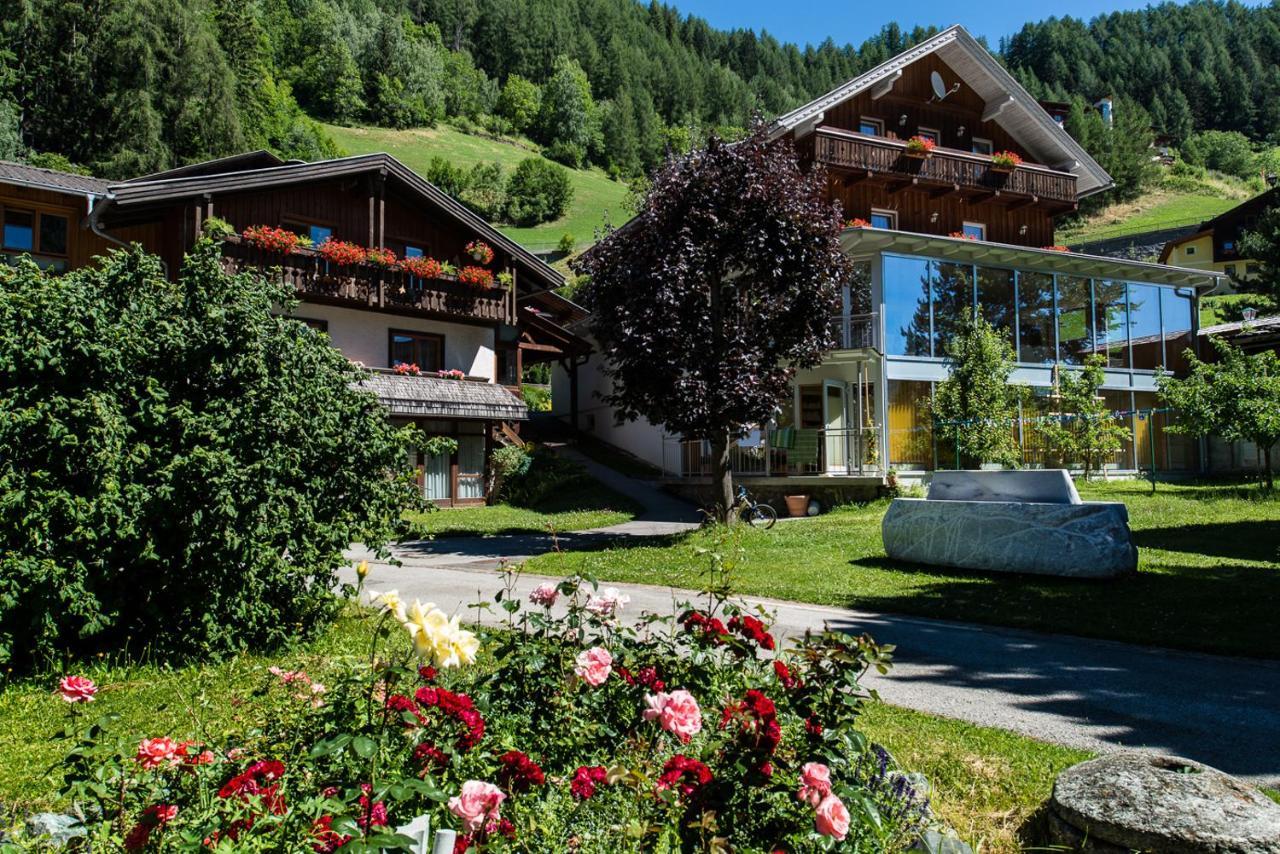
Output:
0,241,416,671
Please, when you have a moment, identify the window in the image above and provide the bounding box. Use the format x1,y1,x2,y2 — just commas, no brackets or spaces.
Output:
1223,240,1235,252
298,317,329,333
976,266,1015,347
1017,271,1056,364
38,214,68,255
971,137,994,156
3,209,34,251
858,116,884,137
869,209,897,230
930,261,974,357
961,222,986,240
1247,263,1260,276
1056,275,1092,365
916,126,941,145
405,245,424,259
389,330,444,372
309,225,333,245
1126,283,1163,370
1161,287,1194,375
887,380,934,470
1184,245,1196,256
882,255,932,357
1093,279,1129,368
1225,264,1237,277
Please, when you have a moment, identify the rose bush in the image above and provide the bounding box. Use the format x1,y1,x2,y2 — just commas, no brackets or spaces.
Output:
53,548,942,852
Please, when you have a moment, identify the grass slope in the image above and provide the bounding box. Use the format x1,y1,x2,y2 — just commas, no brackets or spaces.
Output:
524,479,1280,659
1060,171,1256,246
0,608,1086,852
325,123,629,253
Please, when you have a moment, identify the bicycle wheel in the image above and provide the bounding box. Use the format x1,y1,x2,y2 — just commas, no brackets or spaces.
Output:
745,503,777,529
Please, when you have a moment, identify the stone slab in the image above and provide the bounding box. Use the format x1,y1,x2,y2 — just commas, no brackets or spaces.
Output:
882,497,1136,578
926,469,1081,505
1049,752,1280,853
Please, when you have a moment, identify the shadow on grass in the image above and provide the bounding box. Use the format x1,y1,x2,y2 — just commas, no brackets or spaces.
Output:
1134,521,1280,562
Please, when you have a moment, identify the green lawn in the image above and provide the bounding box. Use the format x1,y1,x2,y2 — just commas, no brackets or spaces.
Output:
0,609,1086,852
1060,191,1240,244
325,123,629,253
524,479,1280,659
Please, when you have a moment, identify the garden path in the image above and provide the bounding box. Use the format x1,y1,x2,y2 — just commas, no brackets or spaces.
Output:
344,552,1280,787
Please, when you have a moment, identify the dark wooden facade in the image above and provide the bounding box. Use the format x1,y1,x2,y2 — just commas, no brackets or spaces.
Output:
795,53,1077,247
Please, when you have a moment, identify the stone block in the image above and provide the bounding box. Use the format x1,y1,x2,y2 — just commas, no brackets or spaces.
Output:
926,469,1081,504
1049,752,1280,853
882,497,1136,578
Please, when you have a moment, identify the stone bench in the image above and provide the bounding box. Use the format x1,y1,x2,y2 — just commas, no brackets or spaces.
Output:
881,470,1136,578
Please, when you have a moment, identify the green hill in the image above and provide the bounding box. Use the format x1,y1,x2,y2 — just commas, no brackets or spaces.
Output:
325,123,629,255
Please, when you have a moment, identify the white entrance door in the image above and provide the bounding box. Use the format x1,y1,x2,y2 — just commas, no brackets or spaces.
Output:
823,380,848,473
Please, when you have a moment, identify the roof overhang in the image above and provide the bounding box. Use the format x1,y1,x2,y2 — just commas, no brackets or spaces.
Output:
358,373,528,421
842,227,1227,290
98,153,564,290
770,25,1113,199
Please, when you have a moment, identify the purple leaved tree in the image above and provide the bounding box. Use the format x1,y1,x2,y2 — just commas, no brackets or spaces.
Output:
574,124,850,521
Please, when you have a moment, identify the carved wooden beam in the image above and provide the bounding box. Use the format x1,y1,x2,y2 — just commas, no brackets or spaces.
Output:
870,70,902,100
982,95,1015,122
1007,194,1039,212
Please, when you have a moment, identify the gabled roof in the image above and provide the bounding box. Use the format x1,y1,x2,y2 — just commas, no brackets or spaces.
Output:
769,25,1113,199
358,371,528,420
99,152,564,289
0,160,110,196
125,150,287,183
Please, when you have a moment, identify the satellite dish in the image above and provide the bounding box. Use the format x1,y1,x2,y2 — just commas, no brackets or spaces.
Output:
930,71,960,102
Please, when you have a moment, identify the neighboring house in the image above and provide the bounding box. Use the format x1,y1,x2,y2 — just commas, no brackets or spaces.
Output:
1198,314,1280,474
0,153,587,506
554,25,1225,492
1158,186,1280,285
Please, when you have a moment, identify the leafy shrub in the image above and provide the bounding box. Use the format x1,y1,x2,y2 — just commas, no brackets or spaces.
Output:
1181,130,1258,179
425,156,469,199
487,445,534,500
505,157,574,226
48,552,949,852
556,233,576,255
0,243,417,670
460,162,507,221
521,384,552,412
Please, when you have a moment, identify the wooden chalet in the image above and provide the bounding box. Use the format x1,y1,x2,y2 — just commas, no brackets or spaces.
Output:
0,152,589,505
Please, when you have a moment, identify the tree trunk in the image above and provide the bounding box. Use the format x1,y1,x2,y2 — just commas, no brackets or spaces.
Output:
1265,444,1274,491
710,431,735,524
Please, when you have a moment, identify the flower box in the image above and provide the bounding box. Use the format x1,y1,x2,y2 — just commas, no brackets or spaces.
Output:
990,150,1023,172
241,225,302,255
903,136,936,158
393,362,422,376
458,266,495,288
365,247,398,268
845,218,871,229
398,256,444,280
316,238,368,267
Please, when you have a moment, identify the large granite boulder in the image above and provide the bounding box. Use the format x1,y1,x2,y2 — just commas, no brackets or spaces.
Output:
882,470,1136,578
1048,752,1280,853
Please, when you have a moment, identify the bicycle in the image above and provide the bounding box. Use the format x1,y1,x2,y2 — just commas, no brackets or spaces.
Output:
734,485,778,529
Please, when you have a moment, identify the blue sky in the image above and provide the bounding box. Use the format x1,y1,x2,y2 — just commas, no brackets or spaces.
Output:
671,0,1253,47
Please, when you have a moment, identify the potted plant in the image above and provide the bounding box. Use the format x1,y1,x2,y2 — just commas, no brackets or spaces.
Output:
845,217,871,229
316,238,367,267
241,224,302,254
465,240,495,265
364,246,398,268
398,255,444,280
903,136,936,158
392,362,422,376
458,265,495,288
496,271,514,288
783,494,810,517
990,150,1023,172
436,369,466,380
947,231,978,240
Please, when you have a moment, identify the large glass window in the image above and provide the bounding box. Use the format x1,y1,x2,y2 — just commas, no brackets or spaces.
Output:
1127,283,1163,370
1017,271,1055,364
38,214,68,255
887,380,933,469
976,266,1015,348
1056,276,1092,365
883,255,932,357
930,261,973,357
1093,280,1129,368
1101,389,1135,470
1161,287,1195,375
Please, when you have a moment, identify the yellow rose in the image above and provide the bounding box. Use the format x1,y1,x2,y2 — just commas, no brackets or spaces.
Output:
355,560,370,580
402,600,479,669
370,589,406,622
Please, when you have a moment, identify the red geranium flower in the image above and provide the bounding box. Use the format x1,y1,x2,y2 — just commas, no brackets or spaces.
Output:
458,265,495,288
656,755,713,798
570,765,608,800
497,750,545,793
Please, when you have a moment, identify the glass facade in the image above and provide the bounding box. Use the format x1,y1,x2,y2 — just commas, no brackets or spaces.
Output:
880,253,1204,473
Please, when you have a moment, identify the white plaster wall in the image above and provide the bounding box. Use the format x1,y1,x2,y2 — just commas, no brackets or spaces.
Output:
286,303,496,380
551,356,670,471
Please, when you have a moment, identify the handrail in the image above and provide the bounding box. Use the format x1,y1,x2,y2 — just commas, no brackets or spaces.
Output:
814,125,1071,177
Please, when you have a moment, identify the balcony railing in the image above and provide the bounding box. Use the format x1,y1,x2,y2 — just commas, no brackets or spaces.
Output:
663,427,882,479
827,312,878,351
220,237,517,325
813,126,1077,204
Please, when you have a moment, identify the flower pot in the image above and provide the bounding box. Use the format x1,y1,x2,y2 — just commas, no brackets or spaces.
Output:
784,495,810,518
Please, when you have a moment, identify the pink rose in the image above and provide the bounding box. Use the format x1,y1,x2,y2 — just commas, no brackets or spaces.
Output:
642,690,702,743
447,780,506,833
585,587,630,618
574,647,613,687
529,582,558,608
815,793,850,840
58,675,97,704
136,737,182,771
798,761,832,806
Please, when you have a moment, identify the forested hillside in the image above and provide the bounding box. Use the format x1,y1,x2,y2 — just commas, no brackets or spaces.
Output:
1,0,1277,202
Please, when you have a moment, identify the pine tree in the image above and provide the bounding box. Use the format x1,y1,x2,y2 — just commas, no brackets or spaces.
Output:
930,309,1023,469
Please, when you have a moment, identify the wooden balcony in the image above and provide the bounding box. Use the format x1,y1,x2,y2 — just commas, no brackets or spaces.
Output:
220,237,517,325
813,126,1077,207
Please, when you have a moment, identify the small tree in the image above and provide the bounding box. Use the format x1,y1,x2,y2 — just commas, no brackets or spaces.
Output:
1158,337,1280,489
931,309,1023,468
1040,355,1130,480
574,124,849,521
1237,204,1280,301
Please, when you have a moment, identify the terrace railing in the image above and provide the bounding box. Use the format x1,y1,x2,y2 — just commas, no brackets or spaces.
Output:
813,126,1077,204
220,237,517,325
664,427,882,479
827,312,879,352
